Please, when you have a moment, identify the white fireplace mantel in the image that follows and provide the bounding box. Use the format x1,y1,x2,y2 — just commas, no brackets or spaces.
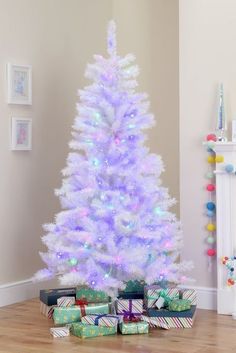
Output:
213,142,236,314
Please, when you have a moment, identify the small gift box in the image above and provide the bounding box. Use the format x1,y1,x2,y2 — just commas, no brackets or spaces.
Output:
71,322,117,338
40,287,76,306
119,321,149,335
118,280,145,300
81,314,119,327
144,285,179,309
168,299,191,312
57,296,75,307
53,303,109,325
147,305,197,328
50,327,70,338
76,287,109,303
180,289,197,305
116,299,143,317
40,301,55,319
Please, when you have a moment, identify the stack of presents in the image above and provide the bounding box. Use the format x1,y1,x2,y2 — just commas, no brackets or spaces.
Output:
40,281,197,339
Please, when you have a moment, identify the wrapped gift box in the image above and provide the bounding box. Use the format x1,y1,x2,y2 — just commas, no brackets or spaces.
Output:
57,296,75,307
76,287,109,303
140,315,169,329
40,287,76,306
144,285,179,309
116,299,143,316
118,280,145,299
147,305,197,328
118,292,144,300
53,303,109,325
71,322,117,338
50,327,70,338
179,289,197,305
119,321,149,335
81,314,119,327
40,301,56,319
168,299,191,312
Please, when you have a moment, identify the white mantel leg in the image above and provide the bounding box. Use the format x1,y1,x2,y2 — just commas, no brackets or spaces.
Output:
214,143,236,315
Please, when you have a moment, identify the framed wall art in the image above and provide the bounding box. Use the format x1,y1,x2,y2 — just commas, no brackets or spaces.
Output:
7,63,32,105
11,117,32,151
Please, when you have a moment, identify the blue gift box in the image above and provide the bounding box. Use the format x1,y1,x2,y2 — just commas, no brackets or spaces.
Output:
147,305,196,318
40,287,76,306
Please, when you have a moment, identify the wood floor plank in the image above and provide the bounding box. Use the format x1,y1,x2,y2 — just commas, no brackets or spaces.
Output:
0,299,236,353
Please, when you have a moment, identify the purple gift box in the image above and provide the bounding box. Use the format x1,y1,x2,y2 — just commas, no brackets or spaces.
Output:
116,299,143,318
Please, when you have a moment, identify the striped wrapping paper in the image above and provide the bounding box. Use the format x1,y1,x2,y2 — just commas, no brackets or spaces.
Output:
40,301,56,319
116,299,143,316
180,289,197,305
57,296,75,307
50,327,70,338
147,305,197,329
140,315,169,330
144,285,180,309
81,314,119,327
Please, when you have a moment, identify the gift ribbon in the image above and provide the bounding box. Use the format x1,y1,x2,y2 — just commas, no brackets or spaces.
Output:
122,299,141,321
75,299,88,317
148,289,179,306
94,314,119,326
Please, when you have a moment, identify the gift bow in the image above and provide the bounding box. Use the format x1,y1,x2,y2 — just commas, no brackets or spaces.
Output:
123,314,141,323
122,299,141,321
148,289,179,306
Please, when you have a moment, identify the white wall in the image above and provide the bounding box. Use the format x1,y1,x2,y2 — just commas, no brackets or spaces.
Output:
179,0,236,288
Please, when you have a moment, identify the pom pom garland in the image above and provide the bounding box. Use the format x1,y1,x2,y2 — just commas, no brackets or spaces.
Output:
222,256,236,286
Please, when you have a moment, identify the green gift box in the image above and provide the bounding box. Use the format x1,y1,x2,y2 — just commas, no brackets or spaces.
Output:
71,322,117,338
53,303,109,325
119,321,149,335
76,287,109,303
168,299,191,312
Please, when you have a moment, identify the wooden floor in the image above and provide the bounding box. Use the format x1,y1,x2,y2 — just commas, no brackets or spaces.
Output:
1,299,236,353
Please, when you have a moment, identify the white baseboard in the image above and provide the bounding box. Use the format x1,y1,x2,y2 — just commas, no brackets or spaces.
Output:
180,285,217,310
0,278,60,307
0,280,218,310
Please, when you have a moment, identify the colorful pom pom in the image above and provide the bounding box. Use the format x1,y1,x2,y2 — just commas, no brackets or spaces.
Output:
206,184,215,192
207,156,215,164
225,164,234,173
206,202,215,211
206,210,215,217
205,171,214,179
215,155,224,163
206,223,216,232
207,141,215,150
207,248,216,257
207,236,215,244
206,134,217,142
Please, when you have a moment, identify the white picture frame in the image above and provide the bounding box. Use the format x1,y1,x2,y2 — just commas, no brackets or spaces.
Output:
11,117,32,151
7,63,32,105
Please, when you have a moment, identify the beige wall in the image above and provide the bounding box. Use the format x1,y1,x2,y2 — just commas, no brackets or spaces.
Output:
0,0,179,286
0,0,111,285
113,0,179,214
179,0,236,287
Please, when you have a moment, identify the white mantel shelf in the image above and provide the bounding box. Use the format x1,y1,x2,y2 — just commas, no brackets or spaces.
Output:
208,141,236,314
